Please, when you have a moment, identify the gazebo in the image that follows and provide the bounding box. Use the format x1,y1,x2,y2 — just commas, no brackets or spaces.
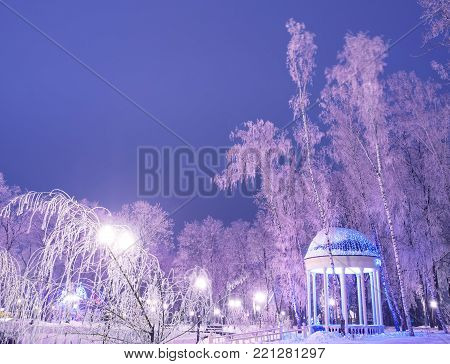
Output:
304,227,384,335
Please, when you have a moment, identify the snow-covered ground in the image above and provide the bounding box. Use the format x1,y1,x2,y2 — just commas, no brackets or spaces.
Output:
2,319,448,344
186,326,450,344
281,327,450,344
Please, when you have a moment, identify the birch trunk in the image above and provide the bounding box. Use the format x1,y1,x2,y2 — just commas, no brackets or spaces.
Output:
372,224,401,331
301,110,339,308
358,159,401,331
374,140,414,336
418,270,431,327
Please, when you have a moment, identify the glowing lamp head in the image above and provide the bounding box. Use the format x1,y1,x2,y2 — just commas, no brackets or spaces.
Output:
213,308,221,316
97,224,116,246
329,298,336,306
280,310,286,316
97,225,136,253
228,298,242,309
254,291,266,304
430,300,438,309
62,293,80,304
61,292,82,309
194,276,208,291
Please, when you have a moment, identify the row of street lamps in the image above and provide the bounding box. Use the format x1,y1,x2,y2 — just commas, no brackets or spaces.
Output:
96,225,274,316
96,224,440,326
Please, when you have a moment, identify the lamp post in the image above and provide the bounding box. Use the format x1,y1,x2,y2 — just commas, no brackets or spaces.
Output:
253,291,266,328
227,298,242,325
189,272,211,342
430,300,438,328
213,307,221,324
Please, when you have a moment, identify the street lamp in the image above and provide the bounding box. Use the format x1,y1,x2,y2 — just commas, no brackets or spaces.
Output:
253,291,266,328
97,225,136,253
61,293,81,306
254,291,266,304
228,298,242,309
430,299,438,328
213,307,221,324
194,276,208,291
97,224,116,246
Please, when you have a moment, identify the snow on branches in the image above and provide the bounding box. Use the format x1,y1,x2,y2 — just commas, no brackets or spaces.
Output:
0,191,212,343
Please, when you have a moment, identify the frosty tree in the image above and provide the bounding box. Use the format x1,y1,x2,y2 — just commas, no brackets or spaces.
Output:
321,33,415,335
386,71,448,333
286,18,340,310
0,190,212,343
215,120,306,323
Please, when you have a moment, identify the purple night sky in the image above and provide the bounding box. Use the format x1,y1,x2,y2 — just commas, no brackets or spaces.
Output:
0,0,445,231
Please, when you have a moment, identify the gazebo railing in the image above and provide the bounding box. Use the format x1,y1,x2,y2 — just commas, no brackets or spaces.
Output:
325,324,384,335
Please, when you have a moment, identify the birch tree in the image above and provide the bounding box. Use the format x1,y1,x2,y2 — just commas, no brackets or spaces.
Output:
386,71,448,332
286,19,341,307
321,33,415,335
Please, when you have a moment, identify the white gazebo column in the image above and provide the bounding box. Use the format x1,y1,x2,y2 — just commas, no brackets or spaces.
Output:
369,272,378,325
322,268,329,330
375,269,383,326
359,268,368,333
339,271,348,335
312,272,317,324
356,273,363,325
306,270,311,329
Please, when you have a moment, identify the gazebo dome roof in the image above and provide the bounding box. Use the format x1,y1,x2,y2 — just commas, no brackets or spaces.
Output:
305,227,380,260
